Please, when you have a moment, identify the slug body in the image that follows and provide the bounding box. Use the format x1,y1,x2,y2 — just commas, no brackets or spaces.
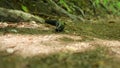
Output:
45,19,65,32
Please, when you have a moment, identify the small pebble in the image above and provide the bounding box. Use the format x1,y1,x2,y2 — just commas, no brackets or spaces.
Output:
3,22,8,27
6,48,14,54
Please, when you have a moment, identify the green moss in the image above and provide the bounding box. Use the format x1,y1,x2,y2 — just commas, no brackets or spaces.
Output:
65,21,120,40
0,19,119,41
0,27,53,35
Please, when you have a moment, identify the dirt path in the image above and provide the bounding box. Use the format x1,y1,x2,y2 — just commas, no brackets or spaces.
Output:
0,34,120,57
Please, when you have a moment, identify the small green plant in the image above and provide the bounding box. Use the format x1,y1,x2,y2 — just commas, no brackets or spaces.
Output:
21,5,29,12
59,0,72,13
93,0,120,14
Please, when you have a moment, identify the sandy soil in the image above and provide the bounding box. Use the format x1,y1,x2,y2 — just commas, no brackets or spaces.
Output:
0,34,120,57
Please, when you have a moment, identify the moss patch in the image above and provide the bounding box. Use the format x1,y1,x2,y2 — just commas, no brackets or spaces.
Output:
0,27,53,35
65,20,120,40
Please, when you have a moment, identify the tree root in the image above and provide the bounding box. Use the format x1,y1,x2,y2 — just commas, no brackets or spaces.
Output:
47,0,85,22
0,7,45,23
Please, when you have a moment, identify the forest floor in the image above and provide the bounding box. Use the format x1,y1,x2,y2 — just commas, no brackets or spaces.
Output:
0,20,120,58
0,18,120,68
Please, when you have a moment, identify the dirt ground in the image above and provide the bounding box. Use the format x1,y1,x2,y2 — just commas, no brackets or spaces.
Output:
0,22,120,57
0,34,120,58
